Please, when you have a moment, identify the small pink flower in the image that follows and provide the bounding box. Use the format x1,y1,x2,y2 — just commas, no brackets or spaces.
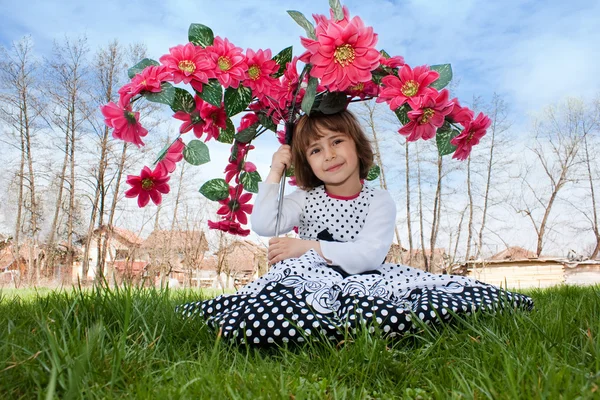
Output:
199,99,227,142
380,55,405,69
378,65,439,110
101,102,148,147
243,48,279,99
124,165,170,208
118,65,172,106
157,138,185,174
451,112,492,160
172,95,207,138
273,57,303,109
207,220,250,236
277,130,286,145
159,43,216,88
398,89,453,141
346,80,379,99
237,113,259,132
447,98,475,126
288,176,297,186
205,37,248,89
216,185,253,225
300,8,380,91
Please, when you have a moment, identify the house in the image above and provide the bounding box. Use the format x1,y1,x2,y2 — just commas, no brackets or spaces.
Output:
74,225,145,283
464,246,600,289
142,229,209,286
0,240,44,286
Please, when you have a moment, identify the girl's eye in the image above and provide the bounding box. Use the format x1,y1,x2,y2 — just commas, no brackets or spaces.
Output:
310,148,320,155
333,139,343,145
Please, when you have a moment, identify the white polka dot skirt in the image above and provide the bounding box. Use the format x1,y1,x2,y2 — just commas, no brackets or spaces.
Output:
177,250,534,346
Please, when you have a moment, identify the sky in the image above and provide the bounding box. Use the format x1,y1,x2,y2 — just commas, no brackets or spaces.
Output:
1,0,599,255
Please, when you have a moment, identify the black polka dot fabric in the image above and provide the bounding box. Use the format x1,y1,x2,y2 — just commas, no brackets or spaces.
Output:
177,185,534,345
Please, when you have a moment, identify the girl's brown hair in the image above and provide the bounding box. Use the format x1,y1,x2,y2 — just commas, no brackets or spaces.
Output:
291,110,373,190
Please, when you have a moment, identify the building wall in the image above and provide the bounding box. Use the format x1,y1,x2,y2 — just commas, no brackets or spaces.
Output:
564,265,600,286
468,264,565,289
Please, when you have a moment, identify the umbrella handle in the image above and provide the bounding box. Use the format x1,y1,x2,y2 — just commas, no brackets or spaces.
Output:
274,167,286,237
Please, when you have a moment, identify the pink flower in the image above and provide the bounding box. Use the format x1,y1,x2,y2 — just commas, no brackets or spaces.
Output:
199,99,227,142
273,57,303,109
101,102,148,147
157,138,185,174
159,43,215,89
300,9,380,91
243,48,279,98
216,185,253,225
229,141,255,164
346,80,379,99
237,113,259,132
277,130,286,145
205,37,248,89
450,112,492,160
224,159,256,183
118,65,172,106
447,98,475,126
208,220,250,236
398,89,453,141
124,166,170,208
380,55,405,69
288,176,297,186
377,65,439,110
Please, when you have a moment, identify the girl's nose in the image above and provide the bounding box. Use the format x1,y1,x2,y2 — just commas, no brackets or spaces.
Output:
325,147,336,161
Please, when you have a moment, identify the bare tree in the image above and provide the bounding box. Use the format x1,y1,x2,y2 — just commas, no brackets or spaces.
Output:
0,36,44,283
516,98,584,256
405,140,414,264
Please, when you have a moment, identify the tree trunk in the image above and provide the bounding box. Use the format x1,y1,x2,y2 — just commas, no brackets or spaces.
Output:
405,140,413,265
416,144,428,271
465,155,474,261
429,154,443,269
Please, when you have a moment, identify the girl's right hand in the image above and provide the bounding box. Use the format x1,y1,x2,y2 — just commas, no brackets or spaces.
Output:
267,145,291,182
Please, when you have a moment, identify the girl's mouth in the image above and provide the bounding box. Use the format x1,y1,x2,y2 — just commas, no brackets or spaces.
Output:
326,163,343,172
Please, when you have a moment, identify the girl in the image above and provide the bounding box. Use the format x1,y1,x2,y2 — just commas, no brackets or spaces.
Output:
180,110,533,345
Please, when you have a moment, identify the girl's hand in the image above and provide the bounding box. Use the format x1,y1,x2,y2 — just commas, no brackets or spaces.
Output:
268,237,311,265
265,145,292,183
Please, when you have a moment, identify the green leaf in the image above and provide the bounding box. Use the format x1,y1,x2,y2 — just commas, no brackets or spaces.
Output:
234,123,258,143
224,85,253,117
258,113,277,132
217,118,235,144
301,77,318,115
272,46,293,78
200,79,223,107
429,64,453,90
329,0,344,21
183,140,211,166
229,140,240,163
199,178,230,201
379,49,391,59
240,171,262,193
287,10,316,39
188,23,214,47
436,121,461,156
285,165,295,177
317,91,348,114
366,164,380,181
153,141,171,165
394,103,411,125
127,58,160,79
143,82,176,106
170,88,196,113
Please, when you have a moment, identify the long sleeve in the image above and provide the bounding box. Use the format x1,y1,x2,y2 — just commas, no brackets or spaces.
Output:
251,182,307,237
319,190,396,274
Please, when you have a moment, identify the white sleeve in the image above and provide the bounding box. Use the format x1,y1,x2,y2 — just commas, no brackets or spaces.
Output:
319,190,396,274
250,182,306,237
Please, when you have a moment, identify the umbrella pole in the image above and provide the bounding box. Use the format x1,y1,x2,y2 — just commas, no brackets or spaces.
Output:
274,121,295,237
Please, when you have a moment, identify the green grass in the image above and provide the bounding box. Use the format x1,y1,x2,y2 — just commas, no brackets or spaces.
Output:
0,285,598,399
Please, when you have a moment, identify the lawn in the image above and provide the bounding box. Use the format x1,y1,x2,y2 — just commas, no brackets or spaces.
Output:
0,284,598,399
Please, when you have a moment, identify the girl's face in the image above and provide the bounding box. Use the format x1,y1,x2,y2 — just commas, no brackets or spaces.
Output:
305,126,361,189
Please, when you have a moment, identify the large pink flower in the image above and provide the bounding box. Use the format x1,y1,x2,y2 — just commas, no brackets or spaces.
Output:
378,65,439,110
159,43,215,89
157,138,185,174
101,102,148,147
205,37,248,89
243,48,279,98
124,166,170,208
118,65,172,106
300,8,380,91
380,55,405,69
208,220,250,236
199,99,227,142
450,112,492,160
399,89,453,141
216,185,253,225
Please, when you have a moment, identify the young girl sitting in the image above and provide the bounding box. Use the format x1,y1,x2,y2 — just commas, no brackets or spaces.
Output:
179,110,533,345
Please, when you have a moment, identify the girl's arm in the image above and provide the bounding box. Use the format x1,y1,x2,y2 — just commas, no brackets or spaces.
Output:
318,190,396,274
250,182,306,236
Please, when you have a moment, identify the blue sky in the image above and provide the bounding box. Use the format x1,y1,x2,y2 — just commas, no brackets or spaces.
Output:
1,0,599,253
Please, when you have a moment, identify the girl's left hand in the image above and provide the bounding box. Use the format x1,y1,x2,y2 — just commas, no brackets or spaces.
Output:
268,237,312,265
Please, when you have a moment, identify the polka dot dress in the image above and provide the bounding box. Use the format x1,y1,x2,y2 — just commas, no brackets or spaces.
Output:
178,185,534,345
